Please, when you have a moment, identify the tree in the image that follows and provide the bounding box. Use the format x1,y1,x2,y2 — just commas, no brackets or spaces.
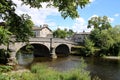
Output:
53,28,67,39
108,26,120,56
89,26,120,56
0,27,11,45
87,16,112,30
21,0,90,19
67,29,74,38
89,29,101,47
84,37,95,56
0,1,34,64
7,14,34,42
53,28,74,39
0,0,34,42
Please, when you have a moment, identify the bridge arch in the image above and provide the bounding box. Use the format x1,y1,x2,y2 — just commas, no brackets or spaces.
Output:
55,44,70,57
16,43,50,57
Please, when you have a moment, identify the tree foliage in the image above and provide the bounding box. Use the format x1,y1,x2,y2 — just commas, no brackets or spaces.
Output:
21,0,90,19
87,16,112,30
0,27,11,45
67,29,74,38
0,0,34,43
7,14,34,42
86,16,120,56
53,28,74,39
53,28,67,38
88,26,120,56
84,37,95,56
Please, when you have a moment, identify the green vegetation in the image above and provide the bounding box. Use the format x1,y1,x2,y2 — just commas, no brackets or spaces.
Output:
0,59,92,80
0,27,12,45
0,65,13,73
71,46,84,55
21,0,90,19
84,38,95,56
53,28,74,39
83,16,120,57
87,16,112,30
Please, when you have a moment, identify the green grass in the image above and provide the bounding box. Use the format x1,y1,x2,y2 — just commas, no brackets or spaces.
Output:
0,65,13,73
0,59,92,80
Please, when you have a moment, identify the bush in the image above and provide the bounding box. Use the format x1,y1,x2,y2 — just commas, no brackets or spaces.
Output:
0,65,13,73
0,74,10,80
84,38,95,56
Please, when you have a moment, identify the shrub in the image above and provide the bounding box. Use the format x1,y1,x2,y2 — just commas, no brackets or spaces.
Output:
84,38,95,56
0,65,13,73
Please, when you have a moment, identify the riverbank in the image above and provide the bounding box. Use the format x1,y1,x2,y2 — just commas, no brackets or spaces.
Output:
0,63,91,80
103,56,120,60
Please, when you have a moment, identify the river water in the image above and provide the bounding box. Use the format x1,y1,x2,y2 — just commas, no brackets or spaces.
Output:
16,54,120,80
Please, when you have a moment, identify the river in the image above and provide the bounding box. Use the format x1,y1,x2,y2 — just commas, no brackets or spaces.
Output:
16,53,120,80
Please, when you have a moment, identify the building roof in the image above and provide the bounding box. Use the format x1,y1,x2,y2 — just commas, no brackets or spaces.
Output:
77,32,91,35
32,25,52,32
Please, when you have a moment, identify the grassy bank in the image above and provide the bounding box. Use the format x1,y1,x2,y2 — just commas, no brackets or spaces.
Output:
0,59,91,80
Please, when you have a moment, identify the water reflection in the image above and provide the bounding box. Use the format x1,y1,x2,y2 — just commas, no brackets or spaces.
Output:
16,52,34,65
84,57,120,80
16,53,120,80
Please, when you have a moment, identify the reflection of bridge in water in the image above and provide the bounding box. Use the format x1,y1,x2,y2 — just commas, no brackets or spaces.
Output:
5,37,75,63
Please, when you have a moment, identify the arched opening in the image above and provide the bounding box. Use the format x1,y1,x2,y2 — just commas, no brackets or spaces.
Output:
55,44,70,57
16,44,50,65
32,44,50,57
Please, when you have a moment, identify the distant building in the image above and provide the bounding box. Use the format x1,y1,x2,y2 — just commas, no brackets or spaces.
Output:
32,24,53,38
71,31,90,44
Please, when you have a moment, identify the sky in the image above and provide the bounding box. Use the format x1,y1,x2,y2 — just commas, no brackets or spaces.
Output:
12,0,120,32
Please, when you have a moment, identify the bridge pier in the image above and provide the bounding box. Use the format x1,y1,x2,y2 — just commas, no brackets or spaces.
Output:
7,51,18,67
50,47,57,59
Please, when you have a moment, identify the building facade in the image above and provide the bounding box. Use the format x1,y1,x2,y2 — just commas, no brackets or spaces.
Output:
33,24,53,38
71,31,90,44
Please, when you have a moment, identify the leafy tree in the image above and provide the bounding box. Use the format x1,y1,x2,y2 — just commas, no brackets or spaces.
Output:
53,28,74,39
67,29,74,38
87,16,112,30
0,27,11,45
89,26,120,56
0,1,34,64
84,37,95,56
21,0,90,19
7,14,34,42
108,26,120,56
0,0,34,42
53,28,67,38
89,29,101,47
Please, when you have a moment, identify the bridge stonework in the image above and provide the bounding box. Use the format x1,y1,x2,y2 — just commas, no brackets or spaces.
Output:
3,37,75,64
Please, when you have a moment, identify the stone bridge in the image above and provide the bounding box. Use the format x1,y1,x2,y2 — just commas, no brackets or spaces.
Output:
1,37,75,63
